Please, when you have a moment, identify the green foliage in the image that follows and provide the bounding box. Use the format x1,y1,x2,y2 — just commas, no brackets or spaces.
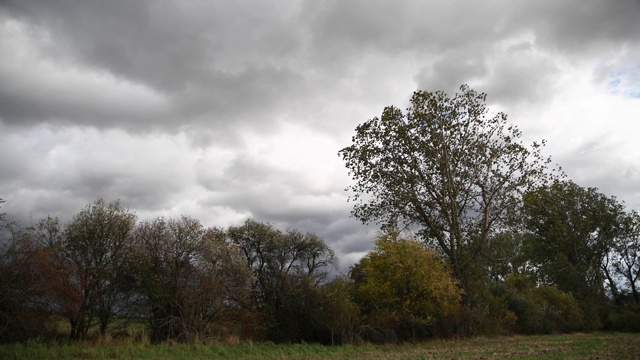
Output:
530,286,585,333
3,333,640,359
522,180,624,329
607,303,640,332
460,281,518,336
504,274,585,334
606,211,640,304
352,231,461,340
484,231,531,282
317,277,360,345
339,85,553,298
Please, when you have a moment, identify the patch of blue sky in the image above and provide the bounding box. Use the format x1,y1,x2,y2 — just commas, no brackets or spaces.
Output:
608,77,621,88
606,66,640,98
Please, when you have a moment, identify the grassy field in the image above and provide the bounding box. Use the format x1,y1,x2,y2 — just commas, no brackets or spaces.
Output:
1,332,639,359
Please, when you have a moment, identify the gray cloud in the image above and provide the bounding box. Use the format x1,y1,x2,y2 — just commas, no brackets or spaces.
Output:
1,0,639,268
2,1,303,89
0,0,309,139
505,0,640,55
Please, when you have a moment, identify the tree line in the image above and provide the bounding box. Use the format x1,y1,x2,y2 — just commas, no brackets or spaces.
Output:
1,85,639,344
338,85,640,337
0,200,345,343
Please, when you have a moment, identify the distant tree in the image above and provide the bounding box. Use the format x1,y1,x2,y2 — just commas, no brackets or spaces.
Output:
0,223,54,342
339,85,553,299
0,216,76,342
317,277,360,345
606,211,640,304
227,219,338,342
352,230,461,340
521,180,624,329
0,198,5,222
33,216,64,248
63,198,137,339
130,216,252,343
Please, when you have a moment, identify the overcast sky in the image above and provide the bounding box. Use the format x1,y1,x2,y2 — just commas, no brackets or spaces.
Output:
1,0,639,268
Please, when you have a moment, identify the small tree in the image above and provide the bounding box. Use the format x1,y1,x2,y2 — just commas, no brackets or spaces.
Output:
352,231,461,340
484,231,532,282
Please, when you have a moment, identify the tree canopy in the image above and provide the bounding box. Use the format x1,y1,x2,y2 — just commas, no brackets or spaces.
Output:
521,180,625,328
63,198,137,338
352,231,461,340
339,85,554,293
607,211,640,304
227,219,338,342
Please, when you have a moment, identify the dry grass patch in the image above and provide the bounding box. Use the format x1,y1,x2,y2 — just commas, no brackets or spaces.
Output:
1,332,639,359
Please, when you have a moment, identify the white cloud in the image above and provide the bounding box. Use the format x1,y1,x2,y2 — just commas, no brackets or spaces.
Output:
0,18,169,129
1,0,639,267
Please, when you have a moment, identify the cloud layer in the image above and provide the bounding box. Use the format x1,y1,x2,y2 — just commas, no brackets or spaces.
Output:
1,0,639,269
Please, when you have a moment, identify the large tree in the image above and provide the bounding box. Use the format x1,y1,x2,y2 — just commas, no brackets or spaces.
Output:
339,85,552,294
608,211,640,304
521,180,624,328
63,198,137,338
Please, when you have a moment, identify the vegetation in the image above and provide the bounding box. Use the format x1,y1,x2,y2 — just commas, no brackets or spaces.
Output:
351,231,461,341
129,216,251,343
1,85,640,346
521,180,625,329
1,333,640,359
338,85,554,301
63,199,137,339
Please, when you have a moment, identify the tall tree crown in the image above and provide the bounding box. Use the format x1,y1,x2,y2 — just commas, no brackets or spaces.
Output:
339,85,555,288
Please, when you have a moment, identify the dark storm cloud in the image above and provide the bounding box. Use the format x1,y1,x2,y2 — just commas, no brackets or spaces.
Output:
303,0,503,54
0,0,307,136
1,0,303,89
3,0,635,134
505,0,640,55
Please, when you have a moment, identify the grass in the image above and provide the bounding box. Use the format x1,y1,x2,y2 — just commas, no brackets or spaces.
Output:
1,332,639,359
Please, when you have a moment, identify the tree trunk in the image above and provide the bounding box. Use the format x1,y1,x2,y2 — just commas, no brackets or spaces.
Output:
69,320,78,340
100,318,108,336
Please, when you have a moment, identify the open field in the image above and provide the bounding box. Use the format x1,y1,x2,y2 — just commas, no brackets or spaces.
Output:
1,332,639,359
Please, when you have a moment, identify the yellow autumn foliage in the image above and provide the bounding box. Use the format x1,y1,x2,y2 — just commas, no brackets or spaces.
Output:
353,231,462,338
